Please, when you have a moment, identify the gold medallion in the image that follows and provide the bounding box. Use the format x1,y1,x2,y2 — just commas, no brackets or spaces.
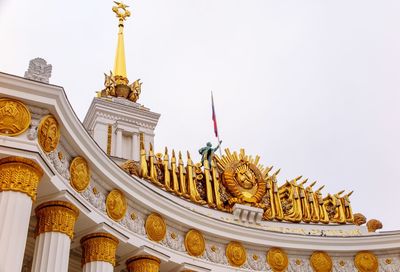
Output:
267,248,288,272
106,189,127,221
184,229,205,257
70,156,90,192
354,251,378,272
38,115,60,153
145,213,166,242
0,98,31,136
310,251,332,272
226,241,247,267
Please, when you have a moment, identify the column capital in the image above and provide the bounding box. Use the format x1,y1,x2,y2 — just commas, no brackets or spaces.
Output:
81,232,119,267
126,255,160,272
0,156,43,201
35,200,79,239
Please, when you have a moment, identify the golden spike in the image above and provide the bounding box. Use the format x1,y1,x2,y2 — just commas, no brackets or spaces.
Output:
316,185,325,192
299,178,309,186
139,140,148,178
178,151,187,197
187,150,191,160
346,191,354,197
211,159,223,210
163,147,171,190
112,1,130,80
274,168,281,176
295,175,303,181
203,159,215,207
336,190,345,196
309,181,317,188
170,149,180,194
233,151,239,161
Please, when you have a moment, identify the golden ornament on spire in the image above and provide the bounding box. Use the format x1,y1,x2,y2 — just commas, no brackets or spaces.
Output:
98,1,142,103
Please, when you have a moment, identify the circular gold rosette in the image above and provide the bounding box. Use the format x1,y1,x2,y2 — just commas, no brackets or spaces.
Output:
38,115,60,153
226,241,247,267
267,248,288,272
184,229,205,257
354,251,378,272
0,98,31,136
145,213,166,242
106,189,127,221
310,251,332,272
216,150,266,204
70,156,90,192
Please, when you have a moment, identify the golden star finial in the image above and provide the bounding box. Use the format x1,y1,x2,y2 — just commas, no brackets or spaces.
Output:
112,1,131,21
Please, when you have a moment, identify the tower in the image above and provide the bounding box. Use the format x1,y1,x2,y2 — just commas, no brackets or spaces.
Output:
83,2,160,162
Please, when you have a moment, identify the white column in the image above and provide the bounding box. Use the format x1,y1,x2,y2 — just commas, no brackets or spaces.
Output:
81,232,118,272
0,157,43,272
31,201,79,272
132,133,139,161
83,262,113,272
116,128,123,158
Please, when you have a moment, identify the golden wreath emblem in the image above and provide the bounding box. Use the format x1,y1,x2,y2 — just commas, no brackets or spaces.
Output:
354,251,378,272
145,213,166,242
106,189,127,221
0,98,31,136
70,156,90,192
226,241,247,267
38,115,60,153
267,248,288,272
310,251,332,272
216,149,267,204
184,229,205,257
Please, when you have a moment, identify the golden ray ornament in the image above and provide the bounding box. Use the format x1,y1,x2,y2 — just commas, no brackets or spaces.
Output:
0,98,31,136
184,229,205,257
106,189,127,221
70,156,90,192
267,248,288,272
354,251,378,272
226,241,247,267
145,213,166,242
38,115,60,153
310,251,333,272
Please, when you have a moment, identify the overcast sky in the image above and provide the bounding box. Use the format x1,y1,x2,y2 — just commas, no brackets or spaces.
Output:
1,0,400,231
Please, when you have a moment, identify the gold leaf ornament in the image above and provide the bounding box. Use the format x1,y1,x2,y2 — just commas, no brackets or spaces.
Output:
106,189,127,221
226,241,247,267
184,229,205,257
310,251,332,272
70,156,90,192
0,98,31,136
267,248,288,272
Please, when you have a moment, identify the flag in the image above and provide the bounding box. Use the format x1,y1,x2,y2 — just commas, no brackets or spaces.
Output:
211,92,218,137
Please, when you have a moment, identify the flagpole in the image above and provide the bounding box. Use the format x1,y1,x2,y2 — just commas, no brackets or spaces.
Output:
211,91,222,156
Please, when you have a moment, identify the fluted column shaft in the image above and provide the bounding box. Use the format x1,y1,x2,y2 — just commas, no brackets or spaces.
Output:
81,232,119,272
0,156,43,272
31,201,79,272
126,255,160,272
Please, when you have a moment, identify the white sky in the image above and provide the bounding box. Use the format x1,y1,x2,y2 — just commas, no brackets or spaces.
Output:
1,0,399,231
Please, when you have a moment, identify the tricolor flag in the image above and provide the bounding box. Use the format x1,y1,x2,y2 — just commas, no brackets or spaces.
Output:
211,92,218,137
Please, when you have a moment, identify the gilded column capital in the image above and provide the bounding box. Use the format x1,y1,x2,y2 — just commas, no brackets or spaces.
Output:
35,201,79,239
0,156,43,201
126,255,160,272
81,232,119,266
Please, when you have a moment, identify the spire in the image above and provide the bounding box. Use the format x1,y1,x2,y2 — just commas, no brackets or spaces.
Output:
98,2,142,103
112,1,130,81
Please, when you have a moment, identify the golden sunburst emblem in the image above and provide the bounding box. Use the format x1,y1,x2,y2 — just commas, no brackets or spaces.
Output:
215,148,269,204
